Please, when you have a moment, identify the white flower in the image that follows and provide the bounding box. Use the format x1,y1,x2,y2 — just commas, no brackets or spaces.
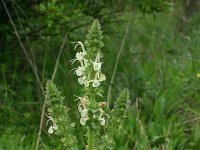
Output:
76,96,90,126
98,109,107,126
48,125,54,134
100,118,105,126
78,76,90,87
75,66,85,76
80,117,87,126
98,73,106,81
46,114,58,134
70,41,88,66
76,52,84,61
48,124,58,134
70,52,85,66
91,52,102,71
80,108,88,118
92,80,100,87
79,108,89,126
84,80,90,87
78,76,86,85
92,62,102,71
91,72,106,88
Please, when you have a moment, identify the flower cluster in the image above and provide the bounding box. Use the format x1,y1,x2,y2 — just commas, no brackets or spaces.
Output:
71,41,106,88
76,95,107,126
76,96,90,126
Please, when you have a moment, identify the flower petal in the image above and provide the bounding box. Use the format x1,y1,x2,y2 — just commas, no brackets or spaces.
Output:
48,126,54,134
99,73,106,81
100,118,106,126
93,62,101,71
93,80,100,87
80,118,86,126
76,52,83,60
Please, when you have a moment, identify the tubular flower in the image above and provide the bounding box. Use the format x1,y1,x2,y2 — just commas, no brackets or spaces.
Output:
98,108,108,126
46,114,58,134
76,96,90,126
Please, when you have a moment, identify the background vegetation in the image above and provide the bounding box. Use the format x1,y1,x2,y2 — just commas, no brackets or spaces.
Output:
0,0,200,149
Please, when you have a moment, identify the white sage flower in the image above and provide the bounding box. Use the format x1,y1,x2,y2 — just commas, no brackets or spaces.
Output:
91,72,106,87
48,124,58,134
76,96,90,126
78,76,89,87
98,73,106,81
92,80,100,87
99,118,105,126
70,41,87,67
98,109,107,126
79,108,89,126
78,76,86,85
46,114,58,134
92,61,102,71
70,52,85,66
84,80,90,87
75,66,85,76
80,117,87,126
91,52,102,71
76,52,84,61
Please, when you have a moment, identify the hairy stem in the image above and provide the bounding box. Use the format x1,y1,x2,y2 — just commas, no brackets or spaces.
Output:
88,127,94,150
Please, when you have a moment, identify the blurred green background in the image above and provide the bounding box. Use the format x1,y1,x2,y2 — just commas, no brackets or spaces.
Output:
0,0,200,149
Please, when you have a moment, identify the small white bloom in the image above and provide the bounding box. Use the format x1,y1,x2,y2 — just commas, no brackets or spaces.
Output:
76,96,90,126
93,80,100,87
90,52,102,71
84,80,90,87
79,108,89,126
80,109,88,118
98,73,106,81
75,66,85,76
78,76,86,85
78,76,90,87
98,114,106,126
48,125,54,134
98,109,107,126
80,117,87,126
100,118,105,126
76,52,84,61
46,115,58,134
70,53,85,65
93,62,102,71
91,72,106,88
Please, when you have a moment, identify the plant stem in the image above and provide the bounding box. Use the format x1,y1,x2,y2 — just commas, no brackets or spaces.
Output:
88,127,94,150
